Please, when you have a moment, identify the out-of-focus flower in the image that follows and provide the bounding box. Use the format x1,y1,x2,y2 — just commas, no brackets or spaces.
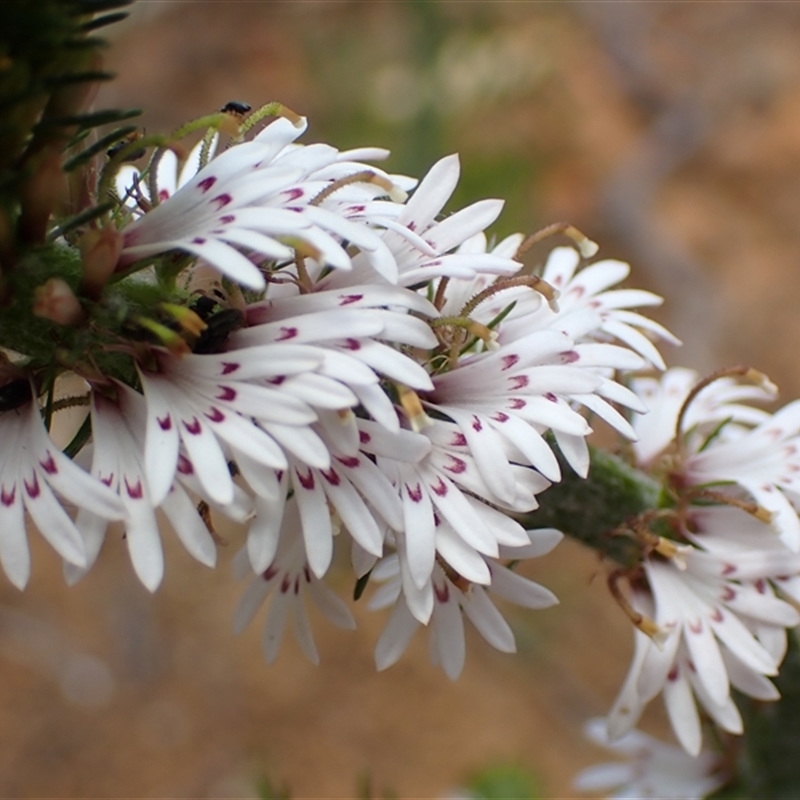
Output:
0,396,124,589
607,552,797,755
575,718,727,800
369,528,562,678
607,367,800,754
233,499,355,665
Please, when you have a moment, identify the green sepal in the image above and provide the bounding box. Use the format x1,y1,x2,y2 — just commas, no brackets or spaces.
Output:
63,124,138,171
79,12,130,32
34,106,141,131
63,412,92,460
353,569,373,601
48,200,114,239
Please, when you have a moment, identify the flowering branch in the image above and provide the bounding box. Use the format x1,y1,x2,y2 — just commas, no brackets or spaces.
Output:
4,5,800,798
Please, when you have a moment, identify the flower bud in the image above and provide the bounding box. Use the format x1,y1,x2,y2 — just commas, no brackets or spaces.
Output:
33,278,84,326
79,227,123,298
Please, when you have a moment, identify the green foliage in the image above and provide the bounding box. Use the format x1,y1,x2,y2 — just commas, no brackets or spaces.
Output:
733,632,800,799
463,764,541,799
0,0,137,249
256,775,292,800
355,770,398,800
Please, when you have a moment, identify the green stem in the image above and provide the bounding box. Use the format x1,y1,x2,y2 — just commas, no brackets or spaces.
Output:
522,445,659,569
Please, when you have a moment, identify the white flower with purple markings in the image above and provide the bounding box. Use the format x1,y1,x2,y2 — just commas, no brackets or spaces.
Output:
369,528,562,678
119,117,413,289
0,396,124,588
71,383,250,591
233,499,355,665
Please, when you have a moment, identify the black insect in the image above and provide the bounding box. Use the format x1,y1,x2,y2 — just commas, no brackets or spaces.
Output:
221,101,252,116
192,308,244,354
0,379,32,413
191,294,218,320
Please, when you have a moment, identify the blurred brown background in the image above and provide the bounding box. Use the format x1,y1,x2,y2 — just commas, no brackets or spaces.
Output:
4,2,800,797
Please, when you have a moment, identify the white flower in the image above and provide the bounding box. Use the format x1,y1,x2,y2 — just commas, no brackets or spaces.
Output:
425,328,646,492
0,396,124,588
631,367,776,467
119,118,411,290
138,344,326,508
437,243,679,369
70,383,242,591
608,551,798,755
233,499,356,665
244,436,405,580
115,134,219,211
575,718,727,800
631,369,800,550
369,528,562,679
321,155,521,290
234,283,438,432
535,247,680,368
372,418,546,593
686,401,800,551
684,504,800,662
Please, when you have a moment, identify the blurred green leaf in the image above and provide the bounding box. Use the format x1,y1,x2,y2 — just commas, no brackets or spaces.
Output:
465,764,541,800
256,775,291,800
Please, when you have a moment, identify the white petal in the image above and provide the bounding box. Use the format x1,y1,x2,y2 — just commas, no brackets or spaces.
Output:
462,588,516,652
160,483,217,568
262,586,292,663
431,584,466,680
291,594,320,665
663,664,702,756
0,480,30,589
307,578,356,629
374,599,419,671
292,466,333,578
23,471,86,567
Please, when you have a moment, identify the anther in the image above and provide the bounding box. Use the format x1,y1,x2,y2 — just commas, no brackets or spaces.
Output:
398,385,433,432
608,569,668,648
515,222,599,261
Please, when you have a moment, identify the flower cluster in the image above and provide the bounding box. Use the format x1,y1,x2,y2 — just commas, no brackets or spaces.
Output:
0,104,673,678
604,367,800,758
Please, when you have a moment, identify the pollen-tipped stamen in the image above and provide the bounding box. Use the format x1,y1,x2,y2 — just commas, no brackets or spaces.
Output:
674,366,777,451
398,385,433,432
460,274,560,318
159,303,208,337
309,170,404,207
514,222,599,261
687,487,773,525
135,317,190,356
608,568,668,647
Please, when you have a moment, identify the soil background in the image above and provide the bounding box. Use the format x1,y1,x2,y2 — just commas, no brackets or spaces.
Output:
4,2,800,798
